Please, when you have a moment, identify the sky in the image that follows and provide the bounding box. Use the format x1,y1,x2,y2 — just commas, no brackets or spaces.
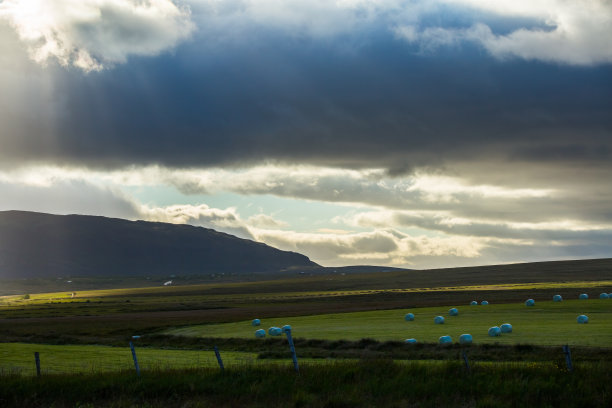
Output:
0,0,611,269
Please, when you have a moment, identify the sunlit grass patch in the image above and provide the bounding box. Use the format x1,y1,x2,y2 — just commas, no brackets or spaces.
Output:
166,299,612,347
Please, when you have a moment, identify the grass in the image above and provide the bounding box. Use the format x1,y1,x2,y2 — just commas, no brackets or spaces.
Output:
166,299,612,347
0,343,261,375
0,360,610,407
1,264,611,406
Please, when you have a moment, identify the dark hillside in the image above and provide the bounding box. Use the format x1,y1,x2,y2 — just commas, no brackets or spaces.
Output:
0,211,317,278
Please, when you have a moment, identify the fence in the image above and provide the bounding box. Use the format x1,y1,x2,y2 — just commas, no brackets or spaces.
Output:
1,340,577,377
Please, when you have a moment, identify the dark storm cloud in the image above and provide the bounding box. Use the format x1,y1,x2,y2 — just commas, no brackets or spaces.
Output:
0,4,611,177
10,37,612,169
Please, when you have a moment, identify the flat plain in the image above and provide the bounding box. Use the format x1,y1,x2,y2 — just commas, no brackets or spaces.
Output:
1,258,612,407
167,299,612,346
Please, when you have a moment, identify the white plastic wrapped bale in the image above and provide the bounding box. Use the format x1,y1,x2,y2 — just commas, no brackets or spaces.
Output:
268,327,282,336
481,300,489,305
470,301,478,306
255,329,266,338
577,315,589,324
405,338,417,344
404,313,415,321
553,294,563,302
439,335,452,344
434,316,445,324
500,323,512,333
488,326,501,337
600,293,610,299
579,293,588,299
459,334,472,344
281,324,292,333
252,319,261,326
449,308,459,316
525,299,535,306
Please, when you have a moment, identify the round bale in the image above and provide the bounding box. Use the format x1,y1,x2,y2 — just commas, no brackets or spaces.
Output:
470,301,478,306
404,313,415,321
439,335,452,344
252,319,261,326
525,299,535,306
577,315,589,324
434,316,445,324
600,293,609,299
553,294,563,302
255,329,266,338
281,324,292,333
459,334,473,344
579,293,589,300
405,338,417,344
268,327,282,336
481,300,489,305
488,326,501,337
449,308,459,316
500,323,513,333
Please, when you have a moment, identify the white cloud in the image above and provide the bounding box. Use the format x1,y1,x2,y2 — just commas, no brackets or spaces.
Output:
194,0,612,65
252,227,490,266
0,0,195,71
139,203,255,239
2,163,612,268
247,213,288,229
2,0,609,70
396,0,612,65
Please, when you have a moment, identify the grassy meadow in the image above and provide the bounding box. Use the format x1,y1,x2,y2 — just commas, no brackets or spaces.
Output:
1,260,612,406
1,360,611,408
0,343,264,376
168,298,612,347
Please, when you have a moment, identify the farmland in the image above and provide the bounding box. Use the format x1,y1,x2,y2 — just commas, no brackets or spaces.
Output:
168,299,612,347
1,258,612,406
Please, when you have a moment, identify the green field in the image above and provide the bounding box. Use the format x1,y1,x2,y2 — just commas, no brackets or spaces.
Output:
0,343,263,375
167,299,612,347
1,262,612,407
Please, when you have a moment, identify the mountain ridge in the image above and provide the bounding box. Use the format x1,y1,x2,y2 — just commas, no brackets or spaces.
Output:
0,210,318,278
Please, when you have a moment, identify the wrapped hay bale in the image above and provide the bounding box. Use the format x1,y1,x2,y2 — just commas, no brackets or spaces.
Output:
282,324,292,333
470,301,478,306
252,319,261,326
404,313,415,321
405,338,417,344
481,300,489,305
434,316,445,324
268,327,282,336
438,335,452,344
577,315,589,324
600,293,609,299
488,326,501,337
579,293,589,300
459,334,472,345
500,323,512,333
525,299,535,306
448,308,459,316
553,294,563,302
255,329,266,338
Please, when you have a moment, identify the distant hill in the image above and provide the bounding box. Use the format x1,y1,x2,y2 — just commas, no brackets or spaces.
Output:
0,211,318,278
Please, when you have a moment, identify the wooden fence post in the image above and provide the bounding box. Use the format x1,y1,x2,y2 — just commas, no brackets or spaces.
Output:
34,352,41,377
285,329,299,373
562,345,573,372
462,350,470,372
213,346,224,371
129,341,141,377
